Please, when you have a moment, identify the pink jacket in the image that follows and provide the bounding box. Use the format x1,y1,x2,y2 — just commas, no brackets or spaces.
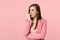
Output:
22,19,47,40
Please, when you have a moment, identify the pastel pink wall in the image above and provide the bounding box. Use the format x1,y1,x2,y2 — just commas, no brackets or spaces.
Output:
0,0,60,40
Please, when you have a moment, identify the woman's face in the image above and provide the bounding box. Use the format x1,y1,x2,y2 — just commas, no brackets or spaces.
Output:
29,6,38,18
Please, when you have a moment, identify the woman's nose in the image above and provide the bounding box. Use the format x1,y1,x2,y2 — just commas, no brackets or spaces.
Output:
30,11,32,15
30,13,32,16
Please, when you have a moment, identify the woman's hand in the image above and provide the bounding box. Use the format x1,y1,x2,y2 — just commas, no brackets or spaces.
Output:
26,13,31,20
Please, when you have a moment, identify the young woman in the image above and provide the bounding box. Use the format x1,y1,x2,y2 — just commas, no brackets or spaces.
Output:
24,3,47,40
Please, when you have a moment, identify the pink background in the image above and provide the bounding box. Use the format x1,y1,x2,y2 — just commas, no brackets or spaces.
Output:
0,0,60,40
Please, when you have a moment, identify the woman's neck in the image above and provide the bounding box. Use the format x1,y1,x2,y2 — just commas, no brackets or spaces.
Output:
32,16,38,23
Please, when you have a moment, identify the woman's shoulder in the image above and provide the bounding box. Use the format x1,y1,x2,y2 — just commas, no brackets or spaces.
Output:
38,19,47,23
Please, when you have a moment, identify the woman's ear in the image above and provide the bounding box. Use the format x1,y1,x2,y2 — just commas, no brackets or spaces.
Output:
36,12,38,16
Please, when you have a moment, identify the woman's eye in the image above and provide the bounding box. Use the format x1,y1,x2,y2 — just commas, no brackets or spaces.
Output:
32,9,35,11
30,9,35,11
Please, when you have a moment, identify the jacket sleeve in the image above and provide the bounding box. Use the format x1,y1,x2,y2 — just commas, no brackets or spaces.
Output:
23,19,32,36
27,19,47,39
